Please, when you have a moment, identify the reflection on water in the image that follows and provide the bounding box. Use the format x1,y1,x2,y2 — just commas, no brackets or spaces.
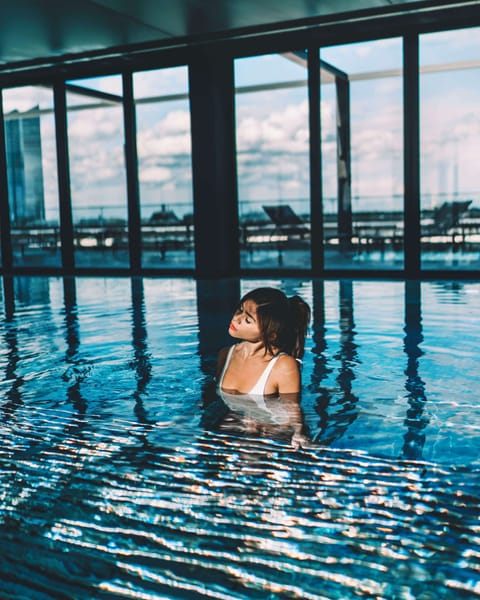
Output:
310,280,361,447
130,278,153,425
402,280,428,460
62,277,87,416
1,315,22,417
0,276,479,599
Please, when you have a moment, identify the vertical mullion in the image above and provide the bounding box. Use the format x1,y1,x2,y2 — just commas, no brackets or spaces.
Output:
336,75,352,253
53,81,75,273
403,33,421,277
308,46,324,275
0,90,13,272
123,72,141,274
189,50,239,279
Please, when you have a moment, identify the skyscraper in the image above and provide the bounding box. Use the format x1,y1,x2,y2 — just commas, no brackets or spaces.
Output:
5,108,45,226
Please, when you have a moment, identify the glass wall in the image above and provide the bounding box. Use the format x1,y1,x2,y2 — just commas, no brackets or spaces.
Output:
133,66,194,269
0,24,478,278
321,39,404,270
2,86,60,268
235,53,310,269
420,27,480,271
66,75,129,269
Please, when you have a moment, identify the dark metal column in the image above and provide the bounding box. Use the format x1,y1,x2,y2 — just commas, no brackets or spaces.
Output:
122,72,141,274
336,75,352,251
53,81,75,273
0,92,13,272
308,47,324,274
189,49,239,279
403,34,421,277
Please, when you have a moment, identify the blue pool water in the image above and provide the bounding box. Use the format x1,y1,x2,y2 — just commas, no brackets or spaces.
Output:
0,276,479,599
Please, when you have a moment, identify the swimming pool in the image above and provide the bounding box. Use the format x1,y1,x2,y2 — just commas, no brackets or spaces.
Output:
0,276,479,599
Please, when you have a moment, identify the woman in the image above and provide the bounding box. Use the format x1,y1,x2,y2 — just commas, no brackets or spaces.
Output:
216,287,311,448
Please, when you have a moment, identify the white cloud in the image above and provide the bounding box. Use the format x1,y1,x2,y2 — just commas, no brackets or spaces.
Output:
68,107,121,140
2,86,53,113
237,99,309,154
160,109,191,134
138,109,192,158
139,166,171,184
139,132,191,157
133,67,188,98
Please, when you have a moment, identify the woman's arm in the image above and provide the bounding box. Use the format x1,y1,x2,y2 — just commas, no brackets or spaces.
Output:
275,355,311,448
278,392,311,449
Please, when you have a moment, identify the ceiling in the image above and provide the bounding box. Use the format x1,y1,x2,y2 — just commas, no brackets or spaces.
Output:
0,0,477,72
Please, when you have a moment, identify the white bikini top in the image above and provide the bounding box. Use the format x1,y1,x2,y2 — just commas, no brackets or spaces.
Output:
218,345,284,396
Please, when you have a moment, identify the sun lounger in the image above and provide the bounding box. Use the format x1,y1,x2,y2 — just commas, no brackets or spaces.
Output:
262,205,309,240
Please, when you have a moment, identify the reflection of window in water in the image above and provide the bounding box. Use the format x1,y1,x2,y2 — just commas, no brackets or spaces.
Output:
402,281,428,460
62,277,87,416
130,278,153,425
310,281,360,446
1,313,22,417
432,281,467,303
307,280,430,458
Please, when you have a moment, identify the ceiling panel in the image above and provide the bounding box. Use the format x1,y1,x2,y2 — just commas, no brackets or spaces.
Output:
0,0,474,71
94,0,431,37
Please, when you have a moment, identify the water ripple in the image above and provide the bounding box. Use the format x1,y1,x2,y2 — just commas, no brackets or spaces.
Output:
1,410,479,599
1,278,480,598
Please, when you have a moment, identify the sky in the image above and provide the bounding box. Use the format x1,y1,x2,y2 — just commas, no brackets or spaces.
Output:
2,26,479,223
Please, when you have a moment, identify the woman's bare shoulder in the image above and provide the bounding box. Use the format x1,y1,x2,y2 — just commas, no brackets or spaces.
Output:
276,353,300,370
273,354,301,394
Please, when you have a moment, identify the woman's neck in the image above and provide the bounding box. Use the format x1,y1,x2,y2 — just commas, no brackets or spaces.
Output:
237,340,275,358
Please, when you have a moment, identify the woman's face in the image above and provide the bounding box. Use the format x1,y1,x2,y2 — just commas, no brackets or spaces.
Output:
228,299,261,342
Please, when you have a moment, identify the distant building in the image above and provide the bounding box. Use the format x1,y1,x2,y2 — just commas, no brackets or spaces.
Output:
5,108,45,225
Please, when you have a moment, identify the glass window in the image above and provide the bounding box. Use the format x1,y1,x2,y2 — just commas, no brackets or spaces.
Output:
66,75,129,269
133,67,194,269
2,86,60,268
420,27,480,271
321,39,404,270
235,53,310,269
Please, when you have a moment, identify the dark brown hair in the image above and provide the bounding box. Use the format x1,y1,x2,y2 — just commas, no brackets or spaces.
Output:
239,287,311,359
